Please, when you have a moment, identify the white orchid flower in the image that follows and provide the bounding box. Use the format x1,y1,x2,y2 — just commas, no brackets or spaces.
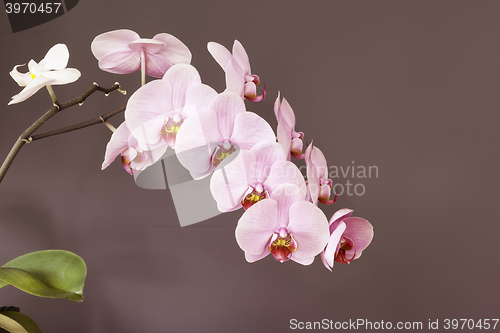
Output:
9,43,81,105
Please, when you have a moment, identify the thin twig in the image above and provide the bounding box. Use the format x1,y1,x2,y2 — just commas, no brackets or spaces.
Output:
0,83,123,183
31,105,125,141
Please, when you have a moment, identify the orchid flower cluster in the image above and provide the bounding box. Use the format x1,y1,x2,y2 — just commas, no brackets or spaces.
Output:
8,29,374,270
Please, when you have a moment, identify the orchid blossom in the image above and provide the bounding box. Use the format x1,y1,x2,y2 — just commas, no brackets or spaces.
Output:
91,29,191,81
321,209,374,271
9,43,81,105
175,92,276,180
235,183,329,265
305,143,336,205
125,64,217,153
210,141,306,212
207,40,265,101
274,94,305,160
102,121,167,175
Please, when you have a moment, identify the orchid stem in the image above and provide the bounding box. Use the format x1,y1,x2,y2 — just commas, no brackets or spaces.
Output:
140,50,146,86
0,83,124,184
100,118,117,132
46,85,59,106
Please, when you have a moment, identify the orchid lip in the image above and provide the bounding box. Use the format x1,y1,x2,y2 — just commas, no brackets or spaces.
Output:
241,188,267,210
269,232,297,263
212,143,237,167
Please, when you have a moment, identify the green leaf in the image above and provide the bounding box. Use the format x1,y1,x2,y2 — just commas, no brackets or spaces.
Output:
0,311,41,333
0,314,29,333
0,250,87,302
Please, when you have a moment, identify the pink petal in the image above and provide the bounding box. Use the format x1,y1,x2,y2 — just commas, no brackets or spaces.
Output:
245,251,270,263
270,184,306,228
291,256,315,266
128,38,165,53
102,122,135,170
276,122,292,161
343,217,374,259
184,84,218,116
91,29,140,60
305,144,320,205
329,208,354,225
98,51,140,74
235,199,279,256
232,40,250,74
230,112,276,150
125,79,173,144
244,82,257,98
210,150,254,212
264,161,306,195
276,97,296,130
153,33,192,64
310,145,328,180
162,64,201,109
321,221,346,271
210,92,246,140
251,141,287,182
287,201,330,260
225,59,245,97
174,109,221,179
207,42,233,70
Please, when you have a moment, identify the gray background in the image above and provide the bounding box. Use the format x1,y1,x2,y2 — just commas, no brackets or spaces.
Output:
1,1,499,332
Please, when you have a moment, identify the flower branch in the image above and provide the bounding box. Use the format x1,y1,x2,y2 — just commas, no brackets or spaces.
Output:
31,105,125,141
0,83,124,183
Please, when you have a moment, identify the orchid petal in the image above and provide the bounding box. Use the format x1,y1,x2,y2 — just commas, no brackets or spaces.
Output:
152,33,192,65
91,29,140,60
343,217,374,259
276,122,292,161
277,97,296,130
210,150,253,212
291,256,315,266
98,51,140,74
210,92,246,140
184,84,218,116
125,79,173,143
8,77,48,105
102,122,135,170
245,251,270,263
264,161,306,195
162,64,201,109
10,65,33,87
235,199,279,256
251,141,287,182
270,184,305,227
175,110,221,179
287,201,330,260
128,38,165,54
40,68,81,85
305,144,320,205
244,82,257,98
225,59,245,97
232,40,250,74
321,221,346,270
207,42,233,70
329,208,353,225
230,112,276,150
38,44,69,71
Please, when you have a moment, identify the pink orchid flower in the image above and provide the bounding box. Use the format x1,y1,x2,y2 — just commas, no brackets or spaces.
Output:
274,94,305,160
210,141,306,212
305,143,336,205
207,40,265,101
175,92,276,180
91,29,191,78
235,183,330,265
321,209,374,271
125,64,218,151
102,121,167,175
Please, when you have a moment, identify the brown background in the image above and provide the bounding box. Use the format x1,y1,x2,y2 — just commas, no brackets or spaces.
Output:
1,1,499,332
